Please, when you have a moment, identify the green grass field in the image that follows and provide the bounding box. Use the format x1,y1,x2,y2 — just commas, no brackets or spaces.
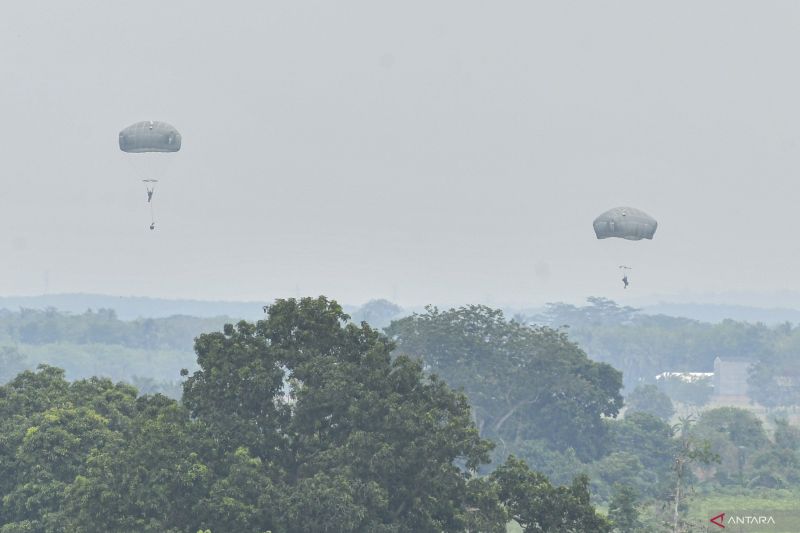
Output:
685,489,800,533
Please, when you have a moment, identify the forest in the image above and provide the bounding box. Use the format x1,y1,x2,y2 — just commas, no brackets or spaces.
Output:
0,297,799,531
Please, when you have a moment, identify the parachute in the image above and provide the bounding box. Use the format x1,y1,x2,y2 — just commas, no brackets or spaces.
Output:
119,121,182,229
593,207,657,241
593,207,657,287
119,121,181,153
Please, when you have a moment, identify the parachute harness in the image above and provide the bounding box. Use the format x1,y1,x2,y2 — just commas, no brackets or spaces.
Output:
619,266,632,288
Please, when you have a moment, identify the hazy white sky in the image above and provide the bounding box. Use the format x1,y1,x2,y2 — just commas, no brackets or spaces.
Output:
2,2,800,307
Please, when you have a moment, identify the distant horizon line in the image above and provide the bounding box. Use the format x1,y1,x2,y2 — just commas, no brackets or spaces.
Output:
5,290,800,312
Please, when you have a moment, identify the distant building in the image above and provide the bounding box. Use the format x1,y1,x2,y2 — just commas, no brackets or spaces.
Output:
654,357,758,408
655,371,714,383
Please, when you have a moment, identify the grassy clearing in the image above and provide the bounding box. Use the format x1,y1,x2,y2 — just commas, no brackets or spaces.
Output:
684,489,800,533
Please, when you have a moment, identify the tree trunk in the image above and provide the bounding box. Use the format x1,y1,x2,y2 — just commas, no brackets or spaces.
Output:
673,458,683,533
493,395,538,434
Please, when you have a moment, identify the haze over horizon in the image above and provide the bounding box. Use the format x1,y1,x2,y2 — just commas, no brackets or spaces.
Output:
3,2,800,307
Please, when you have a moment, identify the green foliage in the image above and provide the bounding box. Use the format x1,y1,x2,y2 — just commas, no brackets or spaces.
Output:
607,485,643,533
588,413,678,504
605,413,675,494
0,308,225,391
625,384,674,421
774,418,800,451
62,397,213,532
504,440,585,487
668,416,721,532
0,366,138,532
689,408,800,489
464,477,509,533
18,297,792,530
0,308,230,350
535,298,639,328
182,297,502,532
386,305,623,461
694,407,769,450
491,456,611,533
749,327,800,406
590,452,650,504
0,297,623,532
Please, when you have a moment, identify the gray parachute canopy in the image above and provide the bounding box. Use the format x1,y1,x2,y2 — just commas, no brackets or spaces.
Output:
593,207,657,240
119,121,181,153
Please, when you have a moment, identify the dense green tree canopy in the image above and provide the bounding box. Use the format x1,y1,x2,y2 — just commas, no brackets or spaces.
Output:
689,407,785,488
386,305,623,460
5,296,792,532
0,297,625,533
183,297,502,532
491,456,610,533
591,413,676,501
0,308,228,351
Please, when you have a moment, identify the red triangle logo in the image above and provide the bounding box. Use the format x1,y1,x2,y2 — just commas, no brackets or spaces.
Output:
710,512,725,528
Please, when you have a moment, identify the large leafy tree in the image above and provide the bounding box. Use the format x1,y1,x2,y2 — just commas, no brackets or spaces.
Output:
386,305,623,460
183,296,501,533
690,407,771,487
0,366,140,532
586,413,678,504
605,413,675,491
747,419,800,488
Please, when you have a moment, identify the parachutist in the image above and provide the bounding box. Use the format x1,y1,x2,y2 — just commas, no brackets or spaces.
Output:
622,275,629,289
121,122,180,229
